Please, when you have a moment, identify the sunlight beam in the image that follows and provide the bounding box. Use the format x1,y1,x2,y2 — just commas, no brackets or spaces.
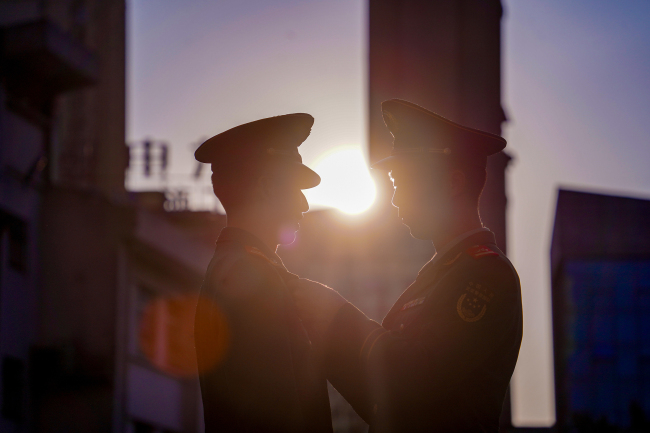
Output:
304,146,376,214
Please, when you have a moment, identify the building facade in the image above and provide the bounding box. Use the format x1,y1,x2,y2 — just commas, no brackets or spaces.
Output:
551,189,650,432
0,1,110,430
0,2,217,432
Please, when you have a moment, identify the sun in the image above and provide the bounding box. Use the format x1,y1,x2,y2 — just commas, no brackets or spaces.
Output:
304,146,377,214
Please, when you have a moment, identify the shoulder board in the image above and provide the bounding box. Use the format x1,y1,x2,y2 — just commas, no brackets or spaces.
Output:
466,245,499,259
244,246,280,267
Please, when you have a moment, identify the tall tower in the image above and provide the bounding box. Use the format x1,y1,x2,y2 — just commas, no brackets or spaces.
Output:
368,0,512,425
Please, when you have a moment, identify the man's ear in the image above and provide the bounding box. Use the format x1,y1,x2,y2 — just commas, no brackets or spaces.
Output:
255,174,271,200
449,169,467,198
256,174,273,201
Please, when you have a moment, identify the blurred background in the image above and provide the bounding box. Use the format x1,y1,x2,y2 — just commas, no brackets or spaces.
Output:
1,0,650,432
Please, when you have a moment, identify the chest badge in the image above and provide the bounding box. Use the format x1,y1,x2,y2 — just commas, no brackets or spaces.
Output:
401,296,426,311
457,281,493,322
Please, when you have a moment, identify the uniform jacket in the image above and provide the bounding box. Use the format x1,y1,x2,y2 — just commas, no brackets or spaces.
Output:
325,229,523,433
195,227,332,433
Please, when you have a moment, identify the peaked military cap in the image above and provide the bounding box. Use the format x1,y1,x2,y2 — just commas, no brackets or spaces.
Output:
195,113,321,189
372,99,507,171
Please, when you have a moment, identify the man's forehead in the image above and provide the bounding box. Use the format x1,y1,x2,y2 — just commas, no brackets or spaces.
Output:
268,165,302,184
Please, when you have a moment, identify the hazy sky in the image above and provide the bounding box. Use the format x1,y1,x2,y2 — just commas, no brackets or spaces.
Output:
126,0,366,210
504,1,650,425
127,0,650,426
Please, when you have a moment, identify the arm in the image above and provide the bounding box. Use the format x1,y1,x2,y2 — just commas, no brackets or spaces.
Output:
289,266,521,417
327,269,521,407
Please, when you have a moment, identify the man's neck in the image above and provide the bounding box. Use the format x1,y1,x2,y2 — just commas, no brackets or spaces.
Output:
431,211,483,252
226,214,279,254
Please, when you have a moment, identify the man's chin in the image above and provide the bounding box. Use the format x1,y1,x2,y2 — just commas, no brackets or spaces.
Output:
278,223,299,245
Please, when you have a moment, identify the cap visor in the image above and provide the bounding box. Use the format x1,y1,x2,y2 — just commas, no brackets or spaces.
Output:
194,137,214,163
294,163,321,189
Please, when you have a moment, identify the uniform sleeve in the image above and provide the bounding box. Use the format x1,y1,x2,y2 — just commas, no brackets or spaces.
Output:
196,257,301,429
324,303,383,423
326,261,521,409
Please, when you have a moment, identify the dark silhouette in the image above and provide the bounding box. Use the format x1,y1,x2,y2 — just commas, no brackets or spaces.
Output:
290,99,523,432
629,402,650,433
193,114,332,432
571,402,650,433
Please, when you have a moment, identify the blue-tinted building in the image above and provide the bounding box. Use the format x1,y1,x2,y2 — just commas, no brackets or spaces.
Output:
551,189,650,432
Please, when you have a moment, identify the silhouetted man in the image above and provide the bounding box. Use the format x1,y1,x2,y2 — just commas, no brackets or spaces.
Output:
290,99,523,432
193,114,332,433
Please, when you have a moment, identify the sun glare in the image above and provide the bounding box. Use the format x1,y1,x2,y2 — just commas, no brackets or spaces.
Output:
304,146,377,215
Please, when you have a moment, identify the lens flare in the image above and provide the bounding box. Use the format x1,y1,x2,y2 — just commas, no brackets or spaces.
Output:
305,146,376,214
139,294,229,377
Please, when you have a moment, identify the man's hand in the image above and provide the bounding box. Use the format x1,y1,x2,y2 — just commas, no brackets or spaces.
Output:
287,278,348,341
